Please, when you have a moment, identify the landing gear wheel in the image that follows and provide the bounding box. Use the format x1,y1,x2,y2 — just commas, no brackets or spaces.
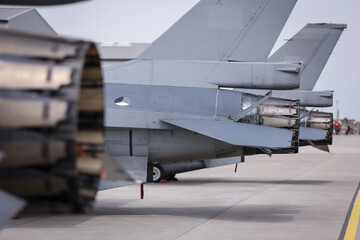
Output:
152,164,165,182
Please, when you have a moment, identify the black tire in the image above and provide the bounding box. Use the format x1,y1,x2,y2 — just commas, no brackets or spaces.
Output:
152,164,165,182
166,174,176,181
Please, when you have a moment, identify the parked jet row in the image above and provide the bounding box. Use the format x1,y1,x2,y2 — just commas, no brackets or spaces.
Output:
102,0,345,182
0,0,346,226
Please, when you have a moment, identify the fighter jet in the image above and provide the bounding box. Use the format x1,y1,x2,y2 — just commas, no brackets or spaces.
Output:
244,23,346,107
0,0,342,222
107,0,301,90
103,0,345,182
238,23,346,151
102,0,305,182
157,23,346,179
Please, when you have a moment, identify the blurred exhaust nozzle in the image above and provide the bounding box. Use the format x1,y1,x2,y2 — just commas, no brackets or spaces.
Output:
0,29,104,213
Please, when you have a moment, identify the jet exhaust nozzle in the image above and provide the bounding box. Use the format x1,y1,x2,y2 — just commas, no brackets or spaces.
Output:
0,29,104,213
240,93,300,154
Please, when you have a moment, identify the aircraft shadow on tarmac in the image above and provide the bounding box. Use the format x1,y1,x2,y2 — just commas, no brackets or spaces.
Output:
96,204,302,223
10,204,302,229
165,178,332,186
8,179,330,228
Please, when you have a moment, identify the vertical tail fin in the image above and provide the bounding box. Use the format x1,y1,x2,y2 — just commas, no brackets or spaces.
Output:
139,0,297,61
267,23,346,90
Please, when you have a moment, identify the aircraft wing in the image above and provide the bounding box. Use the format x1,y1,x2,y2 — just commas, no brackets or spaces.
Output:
162,119,293,149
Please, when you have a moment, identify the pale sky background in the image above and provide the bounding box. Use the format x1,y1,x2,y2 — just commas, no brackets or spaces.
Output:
29,0,360,120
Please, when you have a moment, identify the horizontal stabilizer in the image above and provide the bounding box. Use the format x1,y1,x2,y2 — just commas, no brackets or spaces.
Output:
312,144,330,153
0,190,25,229
139,0,297,61
304,140,330,153
268,23,346,90
299,126,327,140
163,119,293,149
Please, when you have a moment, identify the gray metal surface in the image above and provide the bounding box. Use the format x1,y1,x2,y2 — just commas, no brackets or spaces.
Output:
268,23,346,90
105,84,300,133
163,119,293,149
231,91,272,121
105,128,229,164
104,83,300,166
0,0,87,5
0,8,56,36
203,157,242,168
139,0,297,61
234,23,344,109
100,154,137,190
104,60,300,89
113,156,148,183
0,8,30,20
159,157,243,178
161,161,206,176
299,126,328,140
105,84,218,128
299,110,333,150
0,190,25,229
99,42,149,60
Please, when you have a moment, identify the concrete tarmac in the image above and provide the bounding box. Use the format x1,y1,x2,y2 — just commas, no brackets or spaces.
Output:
1,135,360,240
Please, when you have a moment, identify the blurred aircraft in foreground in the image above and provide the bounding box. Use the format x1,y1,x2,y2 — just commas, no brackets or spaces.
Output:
0,1,131,226
0,0,86,5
